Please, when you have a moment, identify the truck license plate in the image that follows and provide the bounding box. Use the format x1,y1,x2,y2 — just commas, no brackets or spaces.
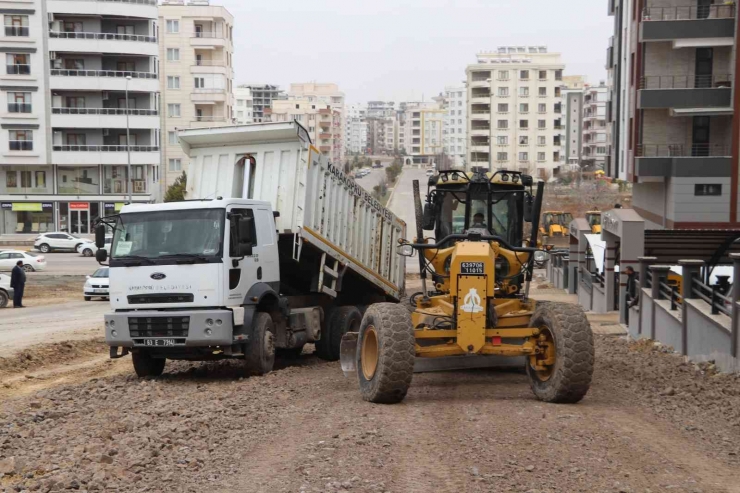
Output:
461,262,485,275
143,339,176,347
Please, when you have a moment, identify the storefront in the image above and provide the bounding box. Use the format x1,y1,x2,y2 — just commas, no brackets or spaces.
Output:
0,202,54,234
58,202,101,235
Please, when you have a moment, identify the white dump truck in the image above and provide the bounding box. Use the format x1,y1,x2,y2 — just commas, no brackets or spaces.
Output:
96,122,406,377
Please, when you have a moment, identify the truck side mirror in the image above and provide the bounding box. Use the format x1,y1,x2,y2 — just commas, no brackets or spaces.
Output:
95,224,106,248
96,249,108,263
524,196,534,223
422,203,436,230
237,217,254,257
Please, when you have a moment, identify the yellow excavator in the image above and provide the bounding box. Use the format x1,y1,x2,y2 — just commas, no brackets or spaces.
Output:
586,210,602,234
540,211,574,237
340,169,594,404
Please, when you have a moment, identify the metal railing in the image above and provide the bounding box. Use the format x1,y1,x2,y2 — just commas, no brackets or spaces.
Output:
96,0,157,5
6,64,30,75
52,145,159,152
9,140,33,151
636,143,731,157
192,32,224,39
5,26,29,37
49,31,156,43
193,116,227,122
642,5,736,21
8,103,31,113
50,69,157,79
193,60,225,67
639,74,732,89
52,107,158,116
692,279,732,316
193,88,225,93
658,280,683,311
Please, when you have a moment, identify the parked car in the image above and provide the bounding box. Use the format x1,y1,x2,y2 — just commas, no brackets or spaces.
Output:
0,250,47,272
0,273,12,308
78,236,113,257
84,267,109,301
426,169,435,177
372,162,383,169
34,232,86,253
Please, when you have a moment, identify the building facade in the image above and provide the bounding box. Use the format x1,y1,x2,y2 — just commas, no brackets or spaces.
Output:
242,83,284,123
287,83,345,164
345,103,367,155
580,83,609,170
1,0,161,236
269,96,343,164
443,86,467,168
465,46,565,178
159,0,234,195
234,86,253,124
401,102,444,166
607,0,739,228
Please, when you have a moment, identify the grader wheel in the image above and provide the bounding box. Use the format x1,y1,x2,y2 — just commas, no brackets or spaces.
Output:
356,303,415,404
526,302,594,403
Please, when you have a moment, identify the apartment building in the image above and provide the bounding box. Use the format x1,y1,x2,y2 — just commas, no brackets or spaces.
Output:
401,102,444,165
242,84,284,123
0,0,161,236
366,101,394,119
443,86,467,168
465,46,565,178
288,83,345,163
345,103,367,155
561,84,584,168
159,0,234,193
581,83,609,170
234,86,253,124
269,97,343,164
607,0,739,228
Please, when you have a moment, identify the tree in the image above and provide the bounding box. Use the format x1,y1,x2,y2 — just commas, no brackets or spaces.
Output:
165,172,187,202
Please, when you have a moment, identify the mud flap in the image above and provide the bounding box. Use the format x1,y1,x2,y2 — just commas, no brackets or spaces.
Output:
339,332,359,377
109,347,130,359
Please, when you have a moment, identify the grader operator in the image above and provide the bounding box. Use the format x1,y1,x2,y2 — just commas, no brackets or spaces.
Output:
340,169,594,404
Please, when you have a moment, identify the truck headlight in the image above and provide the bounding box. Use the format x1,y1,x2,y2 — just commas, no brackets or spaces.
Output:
205,328,212,336
111,330,118,337
109,320,115,328
206,318,214,327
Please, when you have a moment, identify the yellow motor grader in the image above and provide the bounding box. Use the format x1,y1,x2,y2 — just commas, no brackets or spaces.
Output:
340,169,594,404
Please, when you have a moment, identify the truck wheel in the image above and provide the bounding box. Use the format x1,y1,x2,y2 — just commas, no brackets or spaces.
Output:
243,312,275,376
315,306,362,361
131,351,166,378
356,303,415,404
526,302,594,403
0,291,8,308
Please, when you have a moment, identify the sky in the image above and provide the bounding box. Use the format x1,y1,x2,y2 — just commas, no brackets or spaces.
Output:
220,0,614,104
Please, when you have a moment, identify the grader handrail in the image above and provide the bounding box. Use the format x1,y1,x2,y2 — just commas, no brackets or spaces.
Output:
410,233,540,254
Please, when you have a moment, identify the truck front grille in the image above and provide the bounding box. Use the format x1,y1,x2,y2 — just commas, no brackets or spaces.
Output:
128,316,190,338
128,294,194,304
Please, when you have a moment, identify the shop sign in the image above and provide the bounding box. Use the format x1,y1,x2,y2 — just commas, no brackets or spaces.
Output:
104,202,125,212
3,202,51,212
69,202,89,210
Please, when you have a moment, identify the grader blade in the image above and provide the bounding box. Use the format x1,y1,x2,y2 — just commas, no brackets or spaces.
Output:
339,332,359,377
413,355,526,373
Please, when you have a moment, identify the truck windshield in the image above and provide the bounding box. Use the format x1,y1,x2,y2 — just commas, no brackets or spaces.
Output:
111,209,225,259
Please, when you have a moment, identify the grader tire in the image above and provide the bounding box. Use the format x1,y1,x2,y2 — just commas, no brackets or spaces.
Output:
356,303,415,404
526,302,594,404
316,306,362,361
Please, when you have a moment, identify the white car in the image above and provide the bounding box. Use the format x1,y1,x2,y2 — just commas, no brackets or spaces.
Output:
84,267,110,301
0,250,47,272
0,273,12,308
78,236,113,257
34,232,86,253
426,169,435,177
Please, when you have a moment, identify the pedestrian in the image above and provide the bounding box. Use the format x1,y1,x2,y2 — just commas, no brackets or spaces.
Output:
10,260,26,308
624,266,639,323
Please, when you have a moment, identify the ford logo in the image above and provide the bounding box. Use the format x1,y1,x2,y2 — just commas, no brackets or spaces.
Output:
150,273,167,280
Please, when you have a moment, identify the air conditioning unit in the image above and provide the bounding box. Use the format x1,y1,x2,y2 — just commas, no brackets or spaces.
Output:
102,92,109,101
103,129,110,137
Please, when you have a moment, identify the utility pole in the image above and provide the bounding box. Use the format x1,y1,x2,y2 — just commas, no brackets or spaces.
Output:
125,75,133,203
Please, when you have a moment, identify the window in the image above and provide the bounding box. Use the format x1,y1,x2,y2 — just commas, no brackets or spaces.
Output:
497,152,508,161
64,59,84,70
539,70,547,80
555,70,563,81
4,15,29,37
497,103,508,112
194,77,205,89
167,104,181,117
538,136,547,145
168,158,182,172
66,133,86,145
519,120,528,129
497,120,508,129
596,147,607,155
62,21,82,33
9,130,32,150
519,136,528,145
116,61,134,72
8,92,30,113
117,25,134,35
519,152,529,161
695,184,722,196
166,20,179,33
498,87,509,97
539,87,547,97
520,70,529,80
6,53,29,75
538,103,546,113
538,120,546,129
498,70,509,80
66,96,85,108
19,170,31,188
167,76,180,89
538,152,546,161
497,136,508,145
167,48,180,61
519,87,529,97
520,103,529,113
168,131,178,145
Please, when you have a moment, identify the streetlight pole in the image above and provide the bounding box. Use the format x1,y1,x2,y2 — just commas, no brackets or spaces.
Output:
125,75,133,203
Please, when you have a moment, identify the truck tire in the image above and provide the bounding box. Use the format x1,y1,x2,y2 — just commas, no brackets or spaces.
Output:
315,306,362,361
526,302,594,404
132,351,166,378
356,303,415,404
0,290,8,308
243,312,275,376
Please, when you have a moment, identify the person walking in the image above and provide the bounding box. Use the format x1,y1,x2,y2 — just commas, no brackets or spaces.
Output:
10,260,26,308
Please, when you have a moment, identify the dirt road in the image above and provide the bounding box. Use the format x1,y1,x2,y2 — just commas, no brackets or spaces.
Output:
1,334,739,493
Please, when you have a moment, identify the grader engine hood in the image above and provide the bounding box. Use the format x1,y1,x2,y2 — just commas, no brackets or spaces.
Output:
450,242,495,354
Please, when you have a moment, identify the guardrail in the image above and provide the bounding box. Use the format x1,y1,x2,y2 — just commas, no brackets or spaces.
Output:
50,69,158,79
49,31,156,43
642,5,735,21
692,279,732,316
658,279,683,311
52,107,158,116
639,74,732,89
636,143,731,157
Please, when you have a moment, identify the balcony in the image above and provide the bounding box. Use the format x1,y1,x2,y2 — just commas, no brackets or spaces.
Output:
190,32,228,49
47,0,158,20
51,107,159,129
7,103,32,114
4,26,29,37
635,143,731,178
470,145,489,153
52,144,159,166
319,146,331,153
471,128,490,136
470,113,490,121
6,64,30,75
470,79,490,88
641,5,735,42
49,69,158,92
191,89,227,103
638,74,732,109
48,31,158,56
191,59,229,75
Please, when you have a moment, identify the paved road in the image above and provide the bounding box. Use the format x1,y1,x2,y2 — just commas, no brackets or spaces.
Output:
0,300,107,357
388,167,429,274
36,252,101,276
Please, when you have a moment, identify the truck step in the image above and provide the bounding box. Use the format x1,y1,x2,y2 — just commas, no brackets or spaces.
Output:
323,265,339,279
321,285,338,298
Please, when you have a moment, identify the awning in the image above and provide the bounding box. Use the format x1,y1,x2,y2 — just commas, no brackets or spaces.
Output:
671,107,733,117
585,233,606,273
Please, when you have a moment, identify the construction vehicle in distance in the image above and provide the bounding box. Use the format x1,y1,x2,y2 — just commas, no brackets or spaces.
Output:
539,211,574,248
586,210,602,234
340,169,595,404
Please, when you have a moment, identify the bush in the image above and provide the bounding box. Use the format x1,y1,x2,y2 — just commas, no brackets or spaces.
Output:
164,172,187,202
385,162,403,184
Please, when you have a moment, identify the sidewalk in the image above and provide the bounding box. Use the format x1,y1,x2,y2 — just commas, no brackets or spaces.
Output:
529,285,626,336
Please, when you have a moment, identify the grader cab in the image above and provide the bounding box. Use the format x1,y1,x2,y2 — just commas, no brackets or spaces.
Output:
340,169,595,404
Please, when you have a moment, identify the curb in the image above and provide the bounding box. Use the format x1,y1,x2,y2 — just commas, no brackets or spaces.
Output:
385,168,405,209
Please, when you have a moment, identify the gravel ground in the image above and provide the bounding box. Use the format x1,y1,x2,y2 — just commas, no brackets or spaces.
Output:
1,335,739,493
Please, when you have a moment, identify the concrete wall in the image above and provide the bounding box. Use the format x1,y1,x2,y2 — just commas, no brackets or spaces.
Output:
685,299,736,372
592,283,607,314
639,293,653,340
578,281,592,311
654,300,683,352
